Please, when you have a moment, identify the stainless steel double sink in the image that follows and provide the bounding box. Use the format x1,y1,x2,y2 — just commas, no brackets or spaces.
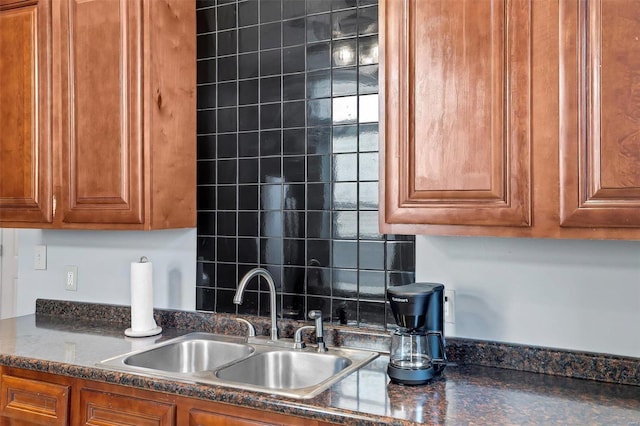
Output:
99,332,378,399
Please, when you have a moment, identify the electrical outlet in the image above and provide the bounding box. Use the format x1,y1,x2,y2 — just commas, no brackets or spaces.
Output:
65,266,77,291
34,245,47,270
444,289,455,323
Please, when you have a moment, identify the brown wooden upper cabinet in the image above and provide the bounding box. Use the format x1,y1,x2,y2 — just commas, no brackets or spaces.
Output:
380,0,640,239
0,0,195,230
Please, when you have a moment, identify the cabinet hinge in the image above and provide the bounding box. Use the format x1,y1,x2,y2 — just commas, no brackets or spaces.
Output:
53,195,57,218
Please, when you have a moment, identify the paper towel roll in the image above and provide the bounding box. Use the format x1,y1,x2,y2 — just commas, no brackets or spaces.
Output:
126,257,162,337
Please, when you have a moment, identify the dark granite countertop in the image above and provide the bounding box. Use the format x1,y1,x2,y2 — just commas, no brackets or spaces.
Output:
1,313,639,425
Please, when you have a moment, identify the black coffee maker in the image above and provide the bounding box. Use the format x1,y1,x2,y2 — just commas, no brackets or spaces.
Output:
387,282,446,385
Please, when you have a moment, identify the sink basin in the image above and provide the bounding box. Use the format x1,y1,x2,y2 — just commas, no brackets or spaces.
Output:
124,338,254,373
99,332,379,399
215,350,351,389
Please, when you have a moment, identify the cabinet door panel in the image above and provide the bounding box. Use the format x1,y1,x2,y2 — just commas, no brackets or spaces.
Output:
59,0,143,224
381,0,531,228
189,409,276,426
0,374,69,425
0,1,52,224
560,0,640,227
80,389,175,426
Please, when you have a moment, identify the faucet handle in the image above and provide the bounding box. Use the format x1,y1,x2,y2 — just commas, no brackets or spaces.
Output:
235,318,256,337
307,310,327,352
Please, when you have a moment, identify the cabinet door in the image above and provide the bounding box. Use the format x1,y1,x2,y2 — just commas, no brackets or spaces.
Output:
189,409,276,426
0,374,69,425
0,0,52,224
56,0,143,225
80,389,175,426
381,0,531,230
560,0,640,227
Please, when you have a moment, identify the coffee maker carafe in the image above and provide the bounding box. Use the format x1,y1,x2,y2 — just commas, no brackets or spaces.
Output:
387,282,446,385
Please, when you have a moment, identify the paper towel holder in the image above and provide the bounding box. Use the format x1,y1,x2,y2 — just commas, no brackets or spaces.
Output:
125,256,162,338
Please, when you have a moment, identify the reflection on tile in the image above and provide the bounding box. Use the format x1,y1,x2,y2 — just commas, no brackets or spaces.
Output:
332,38,357,67
307,13,331,42
359,211,383,240
358,152,378,181
307,239,331,267
260,183,282,210
358,270,385,299
307,268,331,296
358,241,384,270
307,42,331,70
307,155,331,182
307,126,331,154
283,0,306,19
261,211,283,237
196,7,216,34
358,94,378,123
216,262,237,288
332,210,358,239
283,17,306,46
333,240,358,269
283,156,306,182
239,105,258,131
359,123,378,152
332,268,358,298
358,5,378,35
197,236,216,259
307,183,331,210
332,9,358,39
333,96,358,124
333,68,358,97
307,98,332,126
386,242,416,271
307,0,331,14
284,238,306,265
332,0,358,10
284,184,305,210
333,153,358,181
332,124,358,153
359,301,386,327
307,211,331,238
358,35,379,65
282,265,306,294
333,299,357,325
332,182,357,210
198,83,216,109
217,107,237,133
387,271,416,288
307,70,331,99
197,33,216,59
197,110,216,134
359,181,378,210
197,58,216,84
358,64,378,94
196,287,215,311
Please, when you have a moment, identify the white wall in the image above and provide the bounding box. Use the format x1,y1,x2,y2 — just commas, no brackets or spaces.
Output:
416,236,640,358
16,229,197,316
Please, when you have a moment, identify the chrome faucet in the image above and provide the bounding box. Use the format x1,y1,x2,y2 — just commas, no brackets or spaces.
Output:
233,268,279,342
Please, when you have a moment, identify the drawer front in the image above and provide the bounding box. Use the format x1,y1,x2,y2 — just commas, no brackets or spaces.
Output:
80,388,175,426
0,374,70,426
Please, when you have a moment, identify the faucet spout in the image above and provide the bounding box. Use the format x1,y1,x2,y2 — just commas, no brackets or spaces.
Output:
234,268,279,341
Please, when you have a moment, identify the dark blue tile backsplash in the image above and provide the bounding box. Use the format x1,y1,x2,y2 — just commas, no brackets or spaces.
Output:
196,0,415,329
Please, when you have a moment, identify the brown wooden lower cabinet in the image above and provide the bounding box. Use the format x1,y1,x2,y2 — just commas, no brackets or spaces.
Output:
0,368,335,426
